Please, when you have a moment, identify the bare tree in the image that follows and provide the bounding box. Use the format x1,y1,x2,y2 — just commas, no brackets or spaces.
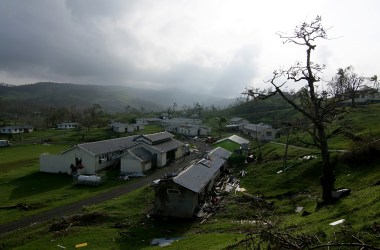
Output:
245,16,337,204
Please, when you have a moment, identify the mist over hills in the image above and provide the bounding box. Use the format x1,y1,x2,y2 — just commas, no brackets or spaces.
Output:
0,82,234,113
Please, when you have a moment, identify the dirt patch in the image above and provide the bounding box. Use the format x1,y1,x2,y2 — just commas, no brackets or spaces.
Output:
49,211,109,232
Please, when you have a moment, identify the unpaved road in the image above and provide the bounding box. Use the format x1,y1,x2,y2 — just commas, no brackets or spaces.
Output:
0,140,210,236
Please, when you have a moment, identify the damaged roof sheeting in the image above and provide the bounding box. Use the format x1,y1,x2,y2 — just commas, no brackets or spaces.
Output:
173,147,230,194
75,135,139,156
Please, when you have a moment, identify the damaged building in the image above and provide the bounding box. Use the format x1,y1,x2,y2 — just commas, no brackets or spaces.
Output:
152,147,232,218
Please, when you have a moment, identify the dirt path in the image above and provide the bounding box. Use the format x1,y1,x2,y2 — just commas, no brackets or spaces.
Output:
0,140,210,235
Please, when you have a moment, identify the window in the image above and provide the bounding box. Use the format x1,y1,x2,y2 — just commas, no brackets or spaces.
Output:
266,131,272,137
167,189,180,195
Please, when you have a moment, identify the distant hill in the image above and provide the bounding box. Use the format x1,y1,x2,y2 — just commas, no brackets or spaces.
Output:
0,82,233,113
224,94,295,125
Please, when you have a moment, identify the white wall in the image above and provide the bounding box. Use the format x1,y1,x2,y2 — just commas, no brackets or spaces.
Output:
121,154,142,173
121,153,153,174
40,147,97,174
40,154,72,174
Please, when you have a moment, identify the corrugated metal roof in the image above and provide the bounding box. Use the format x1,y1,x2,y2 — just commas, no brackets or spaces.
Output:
142,131,174,143
228,135,250,145
243,123,272,132
151,139,184,152
208,147,232,160
173,156,227,193
130,147,152,162
215,135,249,145
78,135,139,156
173,163,217,193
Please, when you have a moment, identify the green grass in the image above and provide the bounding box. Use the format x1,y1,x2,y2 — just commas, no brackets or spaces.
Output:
1,106,380,248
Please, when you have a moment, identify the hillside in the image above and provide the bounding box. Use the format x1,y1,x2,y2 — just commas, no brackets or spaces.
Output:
224,94,295,125
0,105,379,248
0,82,233,113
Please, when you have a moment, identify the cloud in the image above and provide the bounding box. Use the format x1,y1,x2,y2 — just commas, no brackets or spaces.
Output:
0,0,379,99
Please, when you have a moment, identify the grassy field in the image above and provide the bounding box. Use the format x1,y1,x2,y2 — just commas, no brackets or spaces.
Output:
0,107,380,248
0,125,164,225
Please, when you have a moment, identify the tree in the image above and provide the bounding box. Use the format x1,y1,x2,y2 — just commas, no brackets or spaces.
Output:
83,104,103,130
329,66,378,107
216,116,227,138
245,16,337,204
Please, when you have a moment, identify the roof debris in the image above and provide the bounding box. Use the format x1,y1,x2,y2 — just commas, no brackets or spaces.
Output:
329,219,345,226
150,237,184,247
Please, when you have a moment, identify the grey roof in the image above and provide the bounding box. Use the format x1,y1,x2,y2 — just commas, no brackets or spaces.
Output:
243,123,272,132
142,131,174,143
109,122,126,126
207,147,232,160
174,163,217,193
151,139,184,152
215,135,249,145
173,156,226,193
130,147,152,162
228,135,250,145
78,135,139,156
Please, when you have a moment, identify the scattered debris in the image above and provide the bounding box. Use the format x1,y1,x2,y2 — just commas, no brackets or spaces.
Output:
276,170,283,174
0,203,31,211
331,188,351,199
295,206,304,213
150,238,184,247
232,220,259,225
329,219,345,226
49,212,108,232
239,170,248,177
75,242,88,248
57,245,66,249
299,155,317,161
245,155,255,163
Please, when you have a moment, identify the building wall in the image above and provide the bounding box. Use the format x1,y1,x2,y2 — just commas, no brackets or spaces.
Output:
0,127,20,134
120,153,152,174
154,182,199,218
40,147,97,174
175,147,184,159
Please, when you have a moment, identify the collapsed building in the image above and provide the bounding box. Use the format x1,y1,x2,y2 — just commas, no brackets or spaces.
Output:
151,147,232,218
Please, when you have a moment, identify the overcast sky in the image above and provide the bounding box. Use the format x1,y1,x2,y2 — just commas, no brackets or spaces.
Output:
0,0,379,98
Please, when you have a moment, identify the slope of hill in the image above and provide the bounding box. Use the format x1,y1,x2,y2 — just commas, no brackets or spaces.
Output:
0,82,233,113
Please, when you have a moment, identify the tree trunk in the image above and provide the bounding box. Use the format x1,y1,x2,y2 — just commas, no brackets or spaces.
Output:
351,96,356,108
317,123,335,204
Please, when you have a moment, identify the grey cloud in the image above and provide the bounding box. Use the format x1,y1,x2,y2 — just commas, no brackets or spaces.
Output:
0,0,258,99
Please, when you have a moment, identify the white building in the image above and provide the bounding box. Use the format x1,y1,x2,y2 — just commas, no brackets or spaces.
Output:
57,122,79,129
109,122,127,133
0,126,21,134
161,118,209,137
40,132,184,175
243,123,277,141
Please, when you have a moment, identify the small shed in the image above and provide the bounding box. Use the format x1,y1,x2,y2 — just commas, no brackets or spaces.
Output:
109,122,127,133
214,135,250,152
